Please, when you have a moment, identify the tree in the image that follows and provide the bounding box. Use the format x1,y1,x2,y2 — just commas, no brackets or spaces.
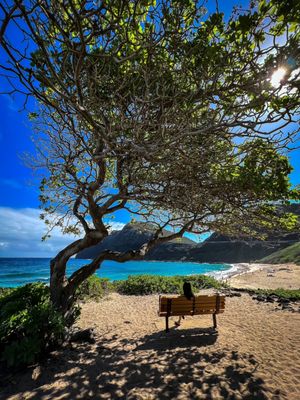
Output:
0,0,299,318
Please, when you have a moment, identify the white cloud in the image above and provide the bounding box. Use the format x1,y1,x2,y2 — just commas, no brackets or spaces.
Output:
0,207,125,257
106,221,125,232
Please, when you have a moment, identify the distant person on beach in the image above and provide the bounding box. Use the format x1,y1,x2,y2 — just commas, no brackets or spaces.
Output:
175,282,194,327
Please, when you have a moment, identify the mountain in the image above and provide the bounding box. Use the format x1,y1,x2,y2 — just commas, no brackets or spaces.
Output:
259,242,300,265
76,222,196,260
185,232,300,263
76,213,300,263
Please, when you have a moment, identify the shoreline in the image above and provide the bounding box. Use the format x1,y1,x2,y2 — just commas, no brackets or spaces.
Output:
0,259,233,288
1,259,299,290
227,262,300,290
207,262,269,281
205,263,247,280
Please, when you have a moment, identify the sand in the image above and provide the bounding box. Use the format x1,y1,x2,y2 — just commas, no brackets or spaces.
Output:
229,263,300,290
1,265,300,400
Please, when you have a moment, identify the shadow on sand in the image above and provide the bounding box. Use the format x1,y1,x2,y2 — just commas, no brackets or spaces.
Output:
0,327,275,399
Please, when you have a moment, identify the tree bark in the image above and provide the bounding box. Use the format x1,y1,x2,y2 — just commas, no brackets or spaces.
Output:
49,234,102,318
50,258,68,311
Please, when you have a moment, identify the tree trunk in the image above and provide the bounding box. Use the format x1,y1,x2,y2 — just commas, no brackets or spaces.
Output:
50,259,83,324
49,226,189,323
49,235,101,321
50,259,70,313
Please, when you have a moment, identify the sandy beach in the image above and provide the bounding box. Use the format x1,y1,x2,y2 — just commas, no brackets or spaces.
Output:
228,262,300,290
1,264,300,400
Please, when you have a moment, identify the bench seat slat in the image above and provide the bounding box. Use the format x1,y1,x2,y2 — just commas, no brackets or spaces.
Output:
169,307,224,312
160,300,225,306
160,295,224,300
161,300,226,305
160,301,225,308
162,309,225,314
160,296,224,302
158,309,225,316
160,302,225,308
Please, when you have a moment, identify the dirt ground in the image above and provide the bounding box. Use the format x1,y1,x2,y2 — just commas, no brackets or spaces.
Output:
1,291,300,400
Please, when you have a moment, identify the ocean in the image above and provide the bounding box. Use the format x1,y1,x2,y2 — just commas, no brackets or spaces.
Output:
0,258,232,287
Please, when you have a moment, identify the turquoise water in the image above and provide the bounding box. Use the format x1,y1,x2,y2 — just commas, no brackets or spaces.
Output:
0,258,231,287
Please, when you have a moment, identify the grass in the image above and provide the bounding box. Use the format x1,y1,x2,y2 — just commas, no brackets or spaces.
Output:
259,242,300,265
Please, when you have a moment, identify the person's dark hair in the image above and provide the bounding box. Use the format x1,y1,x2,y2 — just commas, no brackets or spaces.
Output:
183,282,194,300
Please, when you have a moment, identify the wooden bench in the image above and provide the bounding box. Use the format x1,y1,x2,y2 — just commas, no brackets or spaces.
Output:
158,294,225,332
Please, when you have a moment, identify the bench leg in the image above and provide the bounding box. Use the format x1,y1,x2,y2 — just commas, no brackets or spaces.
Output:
213,313,217,329
165,316,169,332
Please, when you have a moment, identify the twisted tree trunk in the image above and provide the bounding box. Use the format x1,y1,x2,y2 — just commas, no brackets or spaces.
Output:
49,235,100,320
50,223,191,322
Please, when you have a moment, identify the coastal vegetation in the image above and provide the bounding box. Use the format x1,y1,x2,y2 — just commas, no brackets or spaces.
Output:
72,274,224,298
76,275,112,300
0,283,68,367
0,0,299,321
0,287,12,298
114,274,224,295
260,242,300,265
254,287,300,301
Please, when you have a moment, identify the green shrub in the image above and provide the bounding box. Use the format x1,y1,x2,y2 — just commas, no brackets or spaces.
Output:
254,288,300,301
76,275,112,301
0,283,67,367
0,287,13,299
113,274,223,295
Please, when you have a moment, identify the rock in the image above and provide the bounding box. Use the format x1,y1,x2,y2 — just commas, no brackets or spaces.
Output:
256,295,266,302
31,366,42,381
266,296,275,303
70,328,96,344
225,291,242,297
278,298,290,304
226,293,234,297
281,304,292,311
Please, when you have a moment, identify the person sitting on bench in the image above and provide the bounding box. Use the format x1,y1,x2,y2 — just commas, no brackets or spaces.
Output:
175,282,194,327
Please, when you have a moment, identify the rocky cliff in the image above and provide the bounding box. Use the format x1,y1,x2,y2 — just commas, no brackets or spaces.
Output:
186,232,300,263
76,222,195,260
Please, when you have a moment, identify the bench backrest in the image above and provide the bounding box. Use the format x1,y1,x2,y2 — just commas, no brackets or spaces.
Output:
158,294,225,316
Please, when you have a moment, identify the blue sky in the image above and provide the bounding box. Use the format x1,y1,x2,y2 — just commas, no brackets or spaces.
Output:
0,0,299,257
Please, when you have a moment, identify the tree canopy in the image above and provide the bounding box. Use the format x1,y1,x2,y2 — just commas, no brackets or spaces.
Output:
0,0,299,312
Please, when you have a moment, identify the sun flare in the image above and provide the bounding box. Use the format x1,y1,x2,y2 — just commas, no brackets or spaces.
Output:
271,67,286,88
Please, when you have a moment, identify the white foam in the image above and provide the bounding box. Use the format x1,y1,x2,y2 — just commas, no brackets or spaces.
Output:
205,264,243,281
